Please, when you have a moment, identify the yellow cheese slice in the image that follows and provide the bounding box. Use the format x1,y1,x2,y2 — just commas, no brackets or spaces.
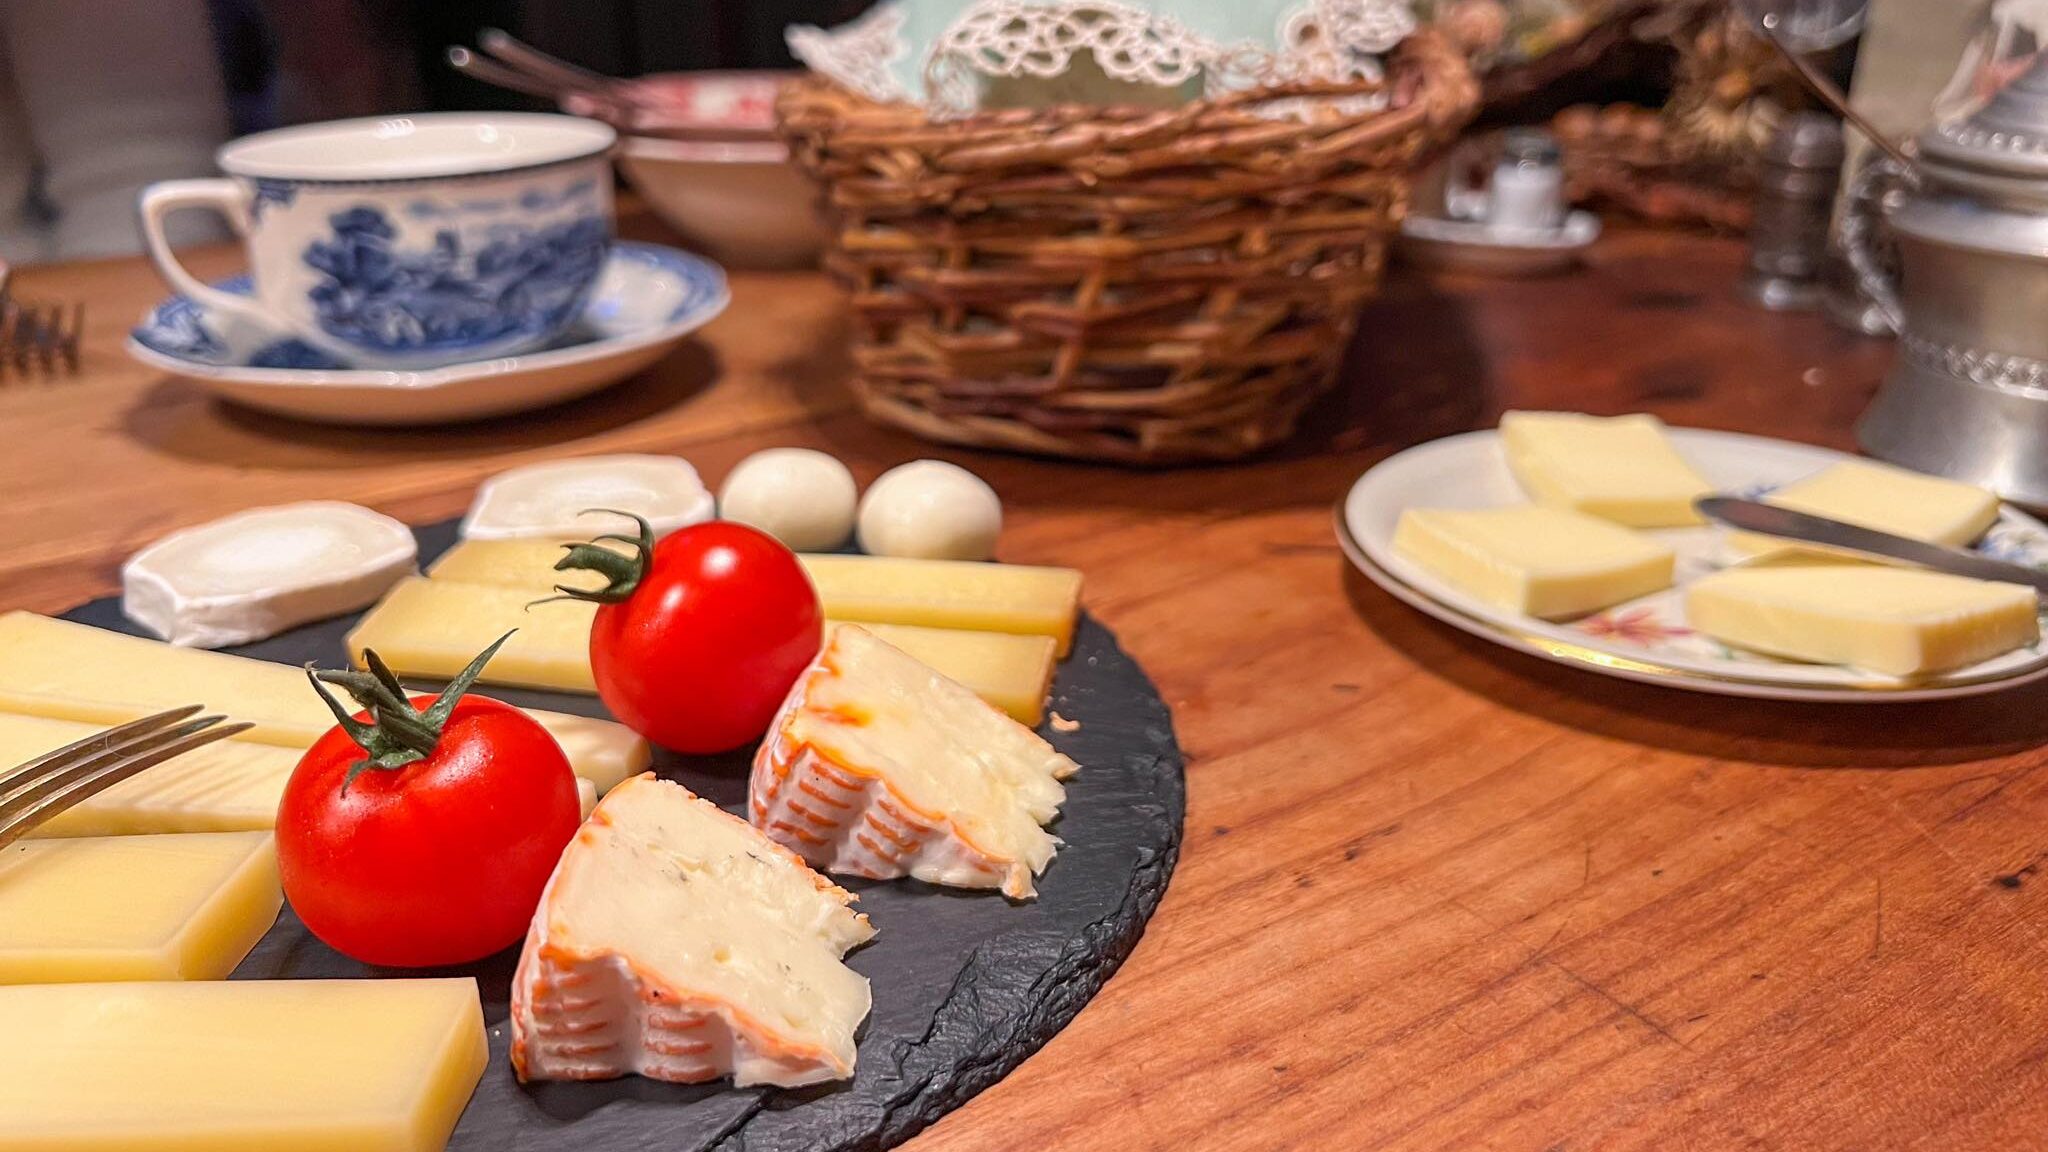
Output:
0,712,299,838
1686,563,2039,676
429,538,1084,658
1500,411,1713,528
0,612,646,795
1393,505,1675,620
350,578,1057,724
0,831,279,982
0,978,486,1152
1731,459,2003,559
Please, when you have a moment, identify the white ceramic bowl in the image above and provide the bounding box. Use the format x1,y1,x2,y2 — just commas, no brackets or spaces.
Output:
616,136,826,270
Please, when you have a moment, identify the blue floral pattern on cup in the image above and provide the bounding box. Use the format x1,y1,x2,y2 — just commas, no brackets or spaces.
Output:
300,206,608,357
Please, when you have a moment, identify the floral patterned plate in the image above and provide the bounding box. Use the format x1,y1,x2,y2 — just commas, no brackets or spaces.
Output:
1339,427,2048,702
126,242,728,426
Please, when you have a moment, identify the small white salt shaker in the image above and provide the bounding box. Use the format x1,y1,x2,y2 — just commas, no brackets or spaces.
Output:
1486,128,1567,234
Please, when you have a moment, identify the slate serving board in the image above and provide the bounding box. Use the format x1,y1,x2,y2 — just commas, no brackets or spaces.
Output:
63,519,1186,1152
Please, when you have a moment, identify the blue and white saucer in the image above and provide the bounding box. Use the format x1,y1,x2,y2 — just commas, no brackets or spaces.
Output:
127,242,729,425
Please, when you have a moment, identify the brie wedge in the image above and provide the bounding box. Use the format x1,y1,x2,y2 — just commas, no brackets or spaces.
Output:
122,502,416,648
461,455,716,540
511,774,873,1087
752,625,1078,900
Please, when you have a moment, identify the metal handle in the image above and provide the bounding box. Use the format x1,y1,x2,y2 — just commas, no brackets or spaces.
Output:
1839,156,1913,334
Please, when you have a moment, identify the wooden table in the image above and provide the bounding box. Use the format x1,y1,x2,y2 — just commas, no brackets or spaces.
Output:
10,226,2045,1151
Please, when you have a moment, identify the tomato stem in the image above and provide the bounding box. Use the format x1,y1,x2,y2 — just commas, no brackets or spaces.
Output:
533,509,654,606
305,630,516,793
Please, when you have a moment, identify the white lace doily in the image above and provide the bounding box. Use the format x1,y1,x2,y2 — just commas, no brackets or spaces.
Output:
790,0,1416,117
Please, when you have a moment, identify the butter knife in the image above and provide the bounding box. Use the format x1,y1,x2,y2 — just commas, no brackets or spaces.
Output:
1694,496,2048,596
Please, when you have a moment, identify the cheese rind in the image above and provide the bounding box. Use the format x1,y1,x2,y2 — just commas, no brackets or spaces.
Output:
461,454,715,540
0,978,486,1152
0,612,648,794
1686,564,2040,675
752,625,1077,899
351,577,1057,723
0,831,279,982
122,501,417,648
1732,460,2003,559
430,539,1085,659
1392,505,1675,620
512,774,873,1087
1500,411,1713,527
0,712,299,838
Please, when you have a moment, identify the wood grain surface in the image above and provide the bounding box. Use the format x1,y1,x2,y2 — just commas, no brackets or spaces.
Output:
10,222,2044,1151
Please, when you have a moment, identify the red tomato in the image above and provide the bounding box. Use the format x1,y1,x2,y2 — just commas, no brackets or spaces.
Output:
581,519,822,753
277,693,581,968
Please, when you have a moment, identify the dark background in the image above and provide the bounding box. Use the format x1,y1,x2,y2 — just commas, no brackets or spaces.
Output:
210,0,877,133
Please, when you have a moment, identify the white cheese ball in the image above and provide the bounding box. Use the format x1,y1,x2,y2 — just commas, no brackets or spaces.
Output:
857,460,1003,561
717,448,859,551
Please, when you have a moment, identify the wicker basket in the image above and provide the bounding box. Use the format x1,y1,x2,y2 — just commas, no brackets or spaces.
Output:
779,32,1478,464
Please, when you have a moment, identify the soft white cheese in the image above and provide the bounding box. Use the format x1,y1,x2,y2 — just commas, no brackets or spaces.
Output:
718,448,859,551
856,460,1003,561
512,775,873,1088
751,625,1077,900
461,455,715,540
121,502,416,648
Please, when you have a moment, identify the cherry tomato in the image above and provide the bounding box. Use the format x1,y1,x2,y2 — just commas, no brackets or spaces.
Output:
576,518,822,753
277,691,581,968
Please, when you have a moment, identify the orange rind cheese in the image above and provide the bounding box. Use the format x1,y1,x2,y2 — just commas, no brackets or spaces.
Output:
511,774,873,1088
751,625,1078,900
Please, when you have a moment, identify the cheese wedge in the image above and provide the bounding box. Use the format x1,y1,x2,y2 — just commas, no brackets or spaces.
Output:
753,625,1077,899
0,712,299,838
0,831,279,982
461,454,715,540
1732,459,2002,559
1500,411,1713,527
0,612,646,794
0,978,486,1152
122,501,417,648
512,774,873,1087
351,577,1057,723
1393,505,1675,620
1686,564,2039,676
428,539,1085,658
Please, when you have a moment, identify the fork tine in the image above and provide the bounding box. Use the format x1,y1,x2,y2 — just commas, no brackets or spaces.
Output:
0,712,224,817
60,300,84,371
29,302,55,372
0,705,203,799
0,714,252,848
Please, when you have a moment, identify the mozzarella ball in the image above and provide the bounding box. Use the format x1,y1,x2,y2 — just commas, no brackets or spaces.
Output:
717,448,858,551
857,460,1003,561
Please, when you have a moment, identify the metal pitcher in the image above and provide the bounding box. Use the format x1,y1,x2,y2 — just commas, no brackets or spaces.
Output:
1852,54,2048,508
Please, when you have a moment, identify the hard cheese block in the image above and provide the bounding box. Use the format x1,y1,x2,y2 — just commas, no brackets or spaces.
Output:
428,538,1084,658
0,978,486,1152
752,625,1078,899
1500,411,1712,527
0,831,279,982
0,712,299,838
1686,564,2040,676
0,612,647,794
513,774,873,1087
122,501,417,649
1393,505,1675,620
351,578,1058,724
1731,459,2003,558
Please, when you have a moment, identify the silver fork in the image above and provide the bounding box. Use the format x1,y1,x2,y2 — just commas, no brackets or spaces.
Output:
0,259,85,379
0,706,252,849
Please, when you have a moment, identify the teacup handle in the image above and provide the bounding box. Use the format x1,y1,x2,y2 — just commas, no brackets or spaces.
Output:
137,179,275,330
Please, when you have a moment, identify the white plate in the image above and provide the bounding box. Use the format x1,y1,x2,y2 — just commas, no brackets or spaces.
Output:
127,242,729,425
1338,427,2048,702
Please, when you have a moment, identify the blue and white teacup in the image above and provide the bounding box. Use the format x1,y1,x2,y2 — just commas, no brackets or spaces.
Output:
140,113,616,371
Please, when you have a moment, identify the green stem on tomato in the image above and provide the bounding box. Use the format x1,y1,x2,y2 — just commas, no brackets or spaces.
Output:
532,509,654,607
305,630,516,793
